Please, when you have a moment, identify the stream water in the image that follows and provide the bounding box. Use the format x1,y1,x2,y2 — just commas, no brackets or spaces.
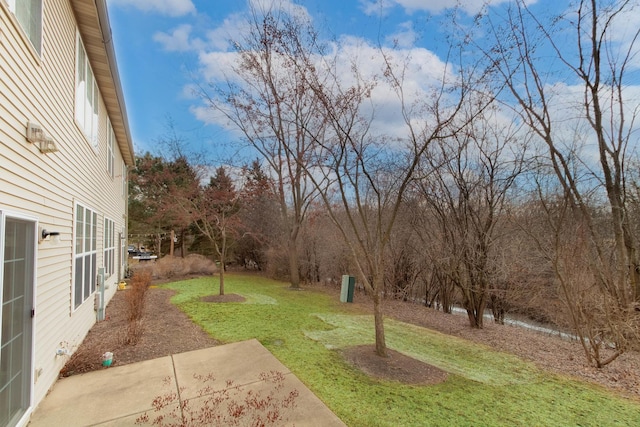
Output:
447,306,579,341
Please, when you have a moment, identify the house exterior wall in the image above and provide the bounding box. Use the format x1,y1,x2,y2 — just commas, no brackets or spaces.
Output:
0,0,132,421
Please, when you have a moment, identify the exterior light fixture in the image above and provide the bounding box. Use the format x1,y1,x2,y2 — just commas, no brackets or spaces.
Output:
26,121,59,153
39,227,61,244
39,137,59,153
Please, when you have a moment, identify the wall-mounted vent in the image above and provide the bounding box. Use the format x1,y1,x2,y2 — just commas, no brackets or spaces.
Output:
27,121,45,143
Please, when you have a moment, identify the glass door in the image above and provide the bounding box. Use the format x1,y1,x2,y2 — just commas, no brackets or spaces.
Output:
0,216,36,427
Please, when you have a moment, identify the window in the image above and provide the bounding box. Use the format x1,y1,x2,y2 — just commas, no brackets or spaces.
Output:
121,227,126,276
7,0,42,54
74,203,97,309
122,161,127,198
107,119,115,177
104,218,115,277
75,34,99,147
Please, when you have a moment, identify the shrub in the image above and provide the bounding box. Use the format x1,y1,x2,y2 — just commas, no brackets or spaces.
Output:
130,255,216,280
122,270,151,345
183,254,217,275
135,371,298,426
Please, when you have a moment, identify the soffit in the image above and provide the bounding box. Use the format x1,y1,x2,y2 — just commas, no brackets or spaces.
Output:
70,0,134,166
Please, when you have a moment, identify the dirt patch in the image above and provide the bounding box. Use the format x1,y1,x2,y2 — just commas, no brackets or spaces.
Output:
343,345,448,385
200,293,246,303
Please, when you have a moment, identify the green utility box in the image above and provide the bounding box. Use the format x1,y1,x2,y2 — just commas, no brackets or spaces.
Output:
340,275,355,303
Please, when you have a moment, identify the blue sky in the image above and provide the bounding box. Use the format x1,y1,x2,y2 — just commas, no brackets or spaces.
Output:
104,0,514,158
104,0,639,164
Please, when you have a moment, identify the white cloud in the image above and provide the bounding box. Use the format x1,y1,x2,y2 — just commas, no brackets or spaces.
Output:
107,0,196,17
385,21,417,48
198,50,243,83
153,24,205,52
248,0,311,22
180,83,200,100
594,4,640,69
205,13,250,51
359,0,395,16
361,0,536,16
523,81,640,172
192,30,454,143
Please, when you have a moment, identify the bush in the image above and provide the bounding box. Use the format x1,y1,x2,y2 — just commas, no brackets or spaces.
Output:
122,270,151,345
184,254,218,275
130,255,216,280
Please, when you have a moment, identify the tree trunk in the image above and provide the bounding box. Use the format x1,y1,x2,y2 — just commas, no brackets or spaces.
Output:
219,229,227,296
623,225,640,303
463,287,486,329
180,228,187,258
219,264,225,296
372,289,388,357
170,229,175,256
288,235,300,289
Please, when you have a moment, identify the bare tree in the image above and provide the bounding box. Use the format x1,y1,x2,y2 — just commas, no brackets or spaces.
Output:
289,44,481,356
479,0,640,364
201,2,483,356
188,167,242,295
199,4,322,289
407,198,457,313
415,105,526,328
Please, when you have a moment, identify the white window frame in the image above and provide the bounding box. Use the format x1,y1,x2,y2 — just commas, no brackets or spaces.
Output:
107,119,115,178
75,33,99,148
120,227,126,278
73,203,97,310
7,0,43,55
104,218,115,277
122,161,127,198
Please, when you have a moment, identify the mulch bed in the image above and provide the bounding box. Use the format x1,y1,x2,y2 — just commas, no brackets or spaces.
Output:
343,345,448,385
60,287,219,377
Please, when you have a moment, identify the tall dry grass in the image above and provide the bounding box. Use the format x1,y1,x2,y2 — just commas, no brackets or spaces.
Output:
130,254,216,280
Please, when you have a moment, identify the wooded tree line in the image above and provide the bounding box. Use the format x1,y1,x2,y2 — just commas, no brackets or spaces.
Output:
129,0,639,367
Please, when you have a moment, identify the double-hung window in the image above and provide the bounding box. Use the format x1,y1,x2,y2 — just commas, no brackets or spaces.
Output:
107,119,115,177
104,218,115,277
122,161,127,198
121,227,126,275
75,34,99,147
74,203,97,309
7,0,42,54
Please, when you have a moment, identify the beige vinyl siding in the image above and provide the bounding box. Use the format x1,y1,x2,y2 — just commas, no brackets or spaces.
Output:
1,0,130,410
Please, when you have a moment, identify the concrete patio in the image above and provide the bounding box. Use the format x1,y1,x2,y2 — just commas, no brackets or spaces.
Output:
28,339,345,426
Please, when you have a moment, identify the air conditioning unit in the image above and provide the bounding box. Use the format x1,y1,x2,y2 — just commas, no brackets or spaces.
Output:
27,121,45,143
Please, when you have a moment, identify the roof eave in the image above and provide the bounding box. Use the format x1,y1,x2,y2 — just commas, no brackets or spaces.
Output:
71,0,135,167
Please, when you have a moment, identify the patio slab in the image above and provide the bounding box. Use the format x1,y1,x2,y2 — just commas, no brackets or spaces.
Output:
28,339,345,427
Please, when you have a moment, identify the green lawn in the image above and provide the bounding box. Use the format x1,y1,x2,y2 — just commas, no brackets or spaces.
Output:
164,273,640,427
